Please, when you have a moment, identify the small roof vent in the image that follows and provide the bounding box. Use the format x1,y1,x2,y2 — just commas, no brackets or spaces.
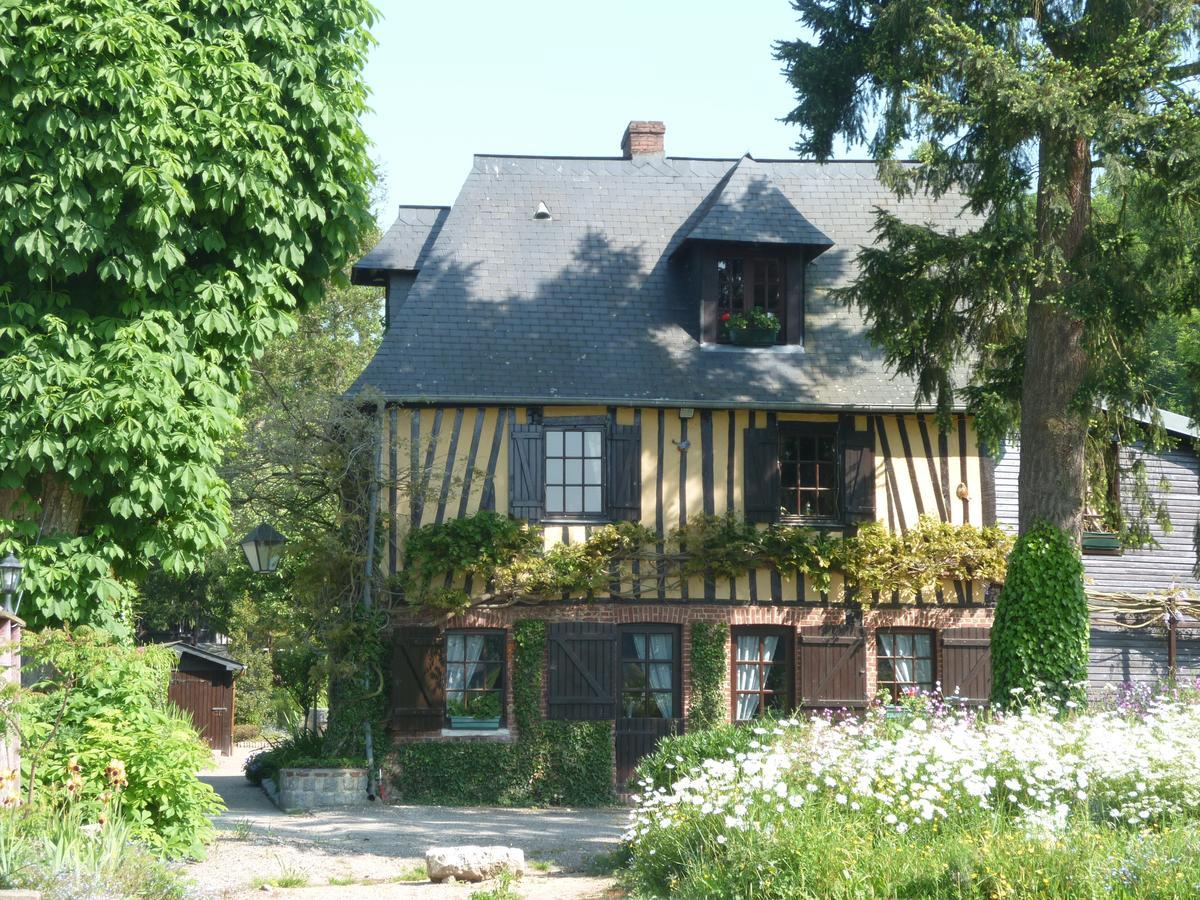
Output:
534,201,552,220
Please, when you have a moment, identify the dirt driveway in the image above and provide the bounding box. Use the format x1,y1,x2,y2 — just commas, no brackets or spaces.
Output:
184,750,628,899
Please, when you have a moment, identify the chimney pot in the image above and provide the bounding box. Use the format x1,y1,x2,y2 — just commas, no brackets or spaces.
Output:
621,120,665,159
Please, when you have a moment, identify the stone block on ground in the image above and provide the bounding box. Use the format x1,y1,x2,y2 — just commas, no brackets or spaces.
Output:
425,846,525,883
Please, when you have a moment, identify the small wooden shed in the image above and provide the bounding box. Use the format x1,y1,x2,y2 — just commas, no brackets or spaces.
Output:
165,642,244,756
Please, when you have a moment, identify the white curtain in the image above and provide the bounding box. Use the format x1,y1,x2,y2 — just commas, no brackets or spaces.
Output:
638,634,673,717
735,636,779,720
463,635,485,692
880,633,914,685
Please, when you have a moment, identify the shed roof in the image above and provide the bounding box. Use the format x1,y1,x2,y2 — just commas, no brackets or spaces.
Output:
351,152,976,410
352,205,449,286
164,641,245,673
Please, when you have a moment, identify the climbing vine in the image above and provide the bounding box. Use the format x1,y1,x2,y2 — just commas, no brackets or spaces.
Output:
400,512,1011,611
688,622,728,731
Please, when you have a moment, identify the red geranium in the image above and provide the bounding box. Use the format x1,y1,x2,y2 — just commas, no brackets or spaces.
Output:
720,312,731,322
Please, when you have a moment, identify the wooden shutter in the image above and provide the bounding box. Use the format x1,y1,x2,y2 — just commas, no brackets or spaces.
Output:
547,622,618,720
940,628,991,705
840,415,876,525
508,423,544,522
743,424,780,523
607,423,642,522
390,626,445,732
798,626,867,708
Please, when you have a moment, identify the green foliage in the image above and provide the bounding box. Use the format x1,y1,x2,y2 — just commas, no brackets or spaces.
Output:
676,515,1010,607
405,512,1007,609
403,515,655,608
0,0,376,631
990,523,1089,707
402,512,540,606
390,619,614,807
687,623,727,731
725,309,780,332
635,719,763,793
19,628,222,856
0,805,187,899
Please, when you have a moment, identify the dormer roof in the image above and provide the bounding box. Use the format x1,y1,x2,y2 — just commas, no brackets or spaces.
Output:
675,156,833,254
352,205,449,286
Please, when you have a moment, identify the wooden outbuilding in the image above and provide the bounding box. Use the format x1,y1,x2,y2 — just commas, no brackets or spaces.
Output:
164,642,244,756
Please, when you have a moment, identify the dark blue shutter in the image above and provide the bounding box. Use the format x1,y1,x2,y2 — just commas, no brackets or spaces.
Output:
508,424,544,522
840,415,876,525
743,424,780,523
607,424,641,522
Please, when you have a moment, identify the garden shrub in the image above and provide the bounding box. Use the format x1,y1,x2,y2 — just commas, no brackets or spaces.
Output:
623,695,1200,898
990,521,1089,706
686,622,727,731
389,618,614,806
635,718,762,792
243,729,365,786
19,627,222,857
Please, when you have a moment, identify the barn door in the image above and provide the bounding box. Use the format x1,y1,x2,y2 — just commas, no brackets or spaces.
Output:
798,626,867,709
615,625,682,787
391,626,445,732
940,628,992,705
548,623,617,720
168,671,231,754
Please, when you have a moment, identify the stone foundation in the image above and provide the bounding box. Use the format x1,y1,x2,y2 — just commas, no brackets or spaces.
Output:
268,767,370,812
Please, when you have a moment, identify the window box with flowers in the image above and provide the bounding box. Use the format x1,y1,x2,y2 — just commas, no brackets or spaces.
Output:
721,309,781,347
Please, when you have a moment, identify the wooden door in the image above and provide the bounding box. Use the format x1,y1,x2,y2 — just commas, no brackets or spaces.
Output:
168,671,233,755
615,625,682,787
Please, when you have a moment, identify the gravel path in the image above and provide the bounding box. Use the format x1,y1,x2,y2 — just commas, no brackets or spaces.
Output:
183,750,627,899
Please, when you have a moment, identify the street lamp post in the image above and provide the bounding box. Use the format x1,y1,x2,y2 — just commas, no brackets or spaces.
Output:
0,553,22,614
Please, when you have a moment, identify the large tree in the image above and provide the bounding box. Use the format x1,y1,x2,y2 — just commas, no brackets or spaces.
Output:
777,0,1200,699
0,0,376,633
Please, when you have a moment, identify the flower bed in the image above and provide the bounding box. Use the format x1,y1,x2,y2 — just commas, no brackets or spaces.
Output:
624,687,1200,897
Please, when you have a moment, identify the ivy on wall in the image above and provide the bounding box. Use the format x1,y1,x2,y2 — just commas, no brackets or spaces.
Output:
400,512,1012,611
688,622,728,731
388,618,614,806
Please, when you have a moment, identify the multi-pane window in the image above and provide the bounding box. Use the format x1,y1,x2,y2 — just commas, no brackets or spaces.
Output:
733,630,790,720
876,630,934,700
620,628,676,718
780,426,839,519
445,631,505,719
545,429,603,517
716,256,785,343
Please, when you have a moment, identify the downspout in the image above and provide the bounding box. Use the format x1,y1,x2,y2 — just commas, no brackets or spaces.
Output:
361,405,383,800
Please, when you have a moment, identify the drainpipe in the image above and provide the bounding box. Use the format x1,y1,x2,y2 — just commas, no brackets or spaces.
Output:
360,405,383,800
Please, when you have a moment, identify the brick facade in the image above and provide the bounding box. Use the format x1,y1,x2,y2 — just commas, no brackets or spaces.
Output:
391,601,994,739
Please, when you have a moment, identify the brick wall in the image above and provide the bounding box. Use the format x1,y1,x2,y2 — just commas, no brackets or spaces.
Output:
392,601,994,735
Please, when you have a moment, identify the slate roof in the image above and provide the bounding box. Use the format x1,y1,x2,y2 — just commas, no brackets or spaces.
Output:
351,153,976,410
163,641,245,672
352,205,449,285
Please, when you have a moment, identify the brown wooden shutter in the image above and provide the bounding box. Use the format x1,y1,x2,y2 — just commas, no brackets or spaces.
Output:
390,626,445,732
840,415,876,525
940,628,991,705
508,423,544,522
547,622,618,720
798,626,867,708
743,424,780,523
606,423,641,522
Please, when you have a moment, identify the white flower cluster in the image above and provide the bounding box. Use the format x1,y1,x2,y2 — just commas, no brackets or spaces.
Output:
626,699,1200,847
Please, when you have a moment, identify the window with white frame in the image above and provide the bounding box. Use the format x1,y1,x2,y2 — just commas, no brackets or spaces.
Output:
544,428,604,517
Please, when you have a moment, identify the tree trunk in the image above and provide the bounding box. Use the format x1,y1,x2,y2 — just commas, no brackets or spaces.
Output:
1017,134,1092,540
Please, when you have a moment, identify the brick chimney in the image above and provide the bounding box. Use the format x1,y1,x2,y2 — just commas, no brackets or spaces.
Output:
621,120,665,158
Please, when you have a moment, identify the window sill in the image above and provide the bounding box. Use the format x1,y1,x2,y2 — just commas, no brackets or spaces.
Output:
542,517,612,526
700,343,805,354
439,727,513,740
777,517,844,530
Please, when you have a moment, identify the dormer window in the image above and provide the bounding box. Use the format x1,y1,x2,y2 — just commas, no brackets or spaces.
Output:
698,244,806,346
716,255,786,344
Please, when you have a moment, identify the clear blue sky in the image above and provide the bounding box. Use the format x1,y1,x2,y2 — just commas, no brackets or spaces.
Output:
361,0,827,219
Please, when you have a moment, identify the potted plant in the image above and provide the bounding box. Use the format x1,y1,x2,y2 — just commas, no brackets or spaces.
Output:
447,693,502,730
722,309,781,347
